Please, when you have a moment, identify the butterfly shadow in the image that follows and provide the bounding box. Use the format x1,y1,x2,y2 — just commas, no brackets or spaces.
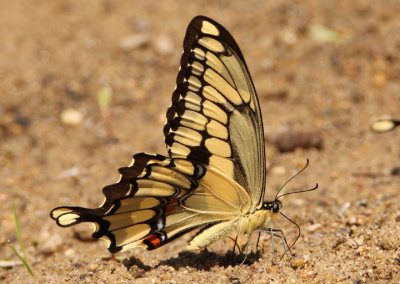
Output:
121,256,152,277
122,250,261,273
161,250,262,270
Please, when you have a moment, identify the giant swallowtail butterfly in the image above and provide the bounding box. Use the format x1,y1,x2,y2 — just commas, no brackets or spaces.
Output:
51,16,309,254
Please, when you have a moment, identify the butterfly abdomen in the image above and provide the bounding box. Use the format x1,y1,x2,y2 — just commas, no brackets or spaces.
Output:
187,209,273,250
188,221,236,250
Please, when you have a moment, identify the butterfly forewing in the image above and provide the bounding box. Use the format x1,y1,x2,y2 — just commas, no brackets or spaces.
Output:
164,16,266,210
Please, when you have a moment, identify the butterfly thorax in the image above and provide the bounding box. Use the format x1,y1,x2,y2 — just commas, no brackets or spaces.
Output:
234,209,269,237
235,200,280,236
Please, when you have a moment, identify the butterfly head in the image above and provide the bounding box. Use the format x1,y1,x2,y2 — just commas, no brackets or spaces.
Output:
262,199,282,214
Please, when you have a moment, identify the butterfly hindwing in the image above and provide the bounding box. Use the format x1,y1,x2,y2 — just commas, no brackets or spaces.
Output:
51,153,191,252
164,16,266,210
51,153,249,252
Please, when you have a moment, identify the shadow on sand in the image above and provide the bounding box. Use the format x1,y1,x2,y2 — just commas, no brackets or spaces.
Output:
122,249,263,273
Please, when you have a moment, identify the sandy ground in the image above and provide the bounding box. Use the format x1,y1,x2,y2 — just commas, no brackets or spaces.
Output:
1,1,400,283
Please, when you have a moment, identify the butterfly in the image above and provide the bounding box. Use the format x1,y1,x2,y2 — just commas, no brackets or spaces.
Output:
51,15,313,254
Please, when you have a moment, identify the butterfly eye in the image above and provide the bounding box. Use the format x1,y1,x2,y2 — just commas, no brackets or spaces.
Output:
272,202,280,213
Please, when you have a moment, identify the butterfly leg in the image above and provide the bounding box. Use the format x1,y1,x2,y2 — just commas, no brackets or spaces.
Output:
262,228,291,259
255,232,261,251
231,235,238,254
240,235,251,264
269,229,275,254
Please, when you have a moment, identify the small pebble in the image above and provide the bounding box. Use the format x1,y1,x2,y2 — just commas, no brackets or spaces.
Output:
0,193,8,202
307,223,322,232
64,248,75,257
361,269,374,277
0,260,23,268
339,202,351,215
379,241,392,250
347,216,364,226
41,233,63,253
306,270,315,276
273,129,323,152
280,28,297,45
60,109,84,126
291,258,306,269
346,239,359,249
354,237,364,247
357,199,368,207
332,236,346,248
373,73,387,87
153,34,175,55
89,264,99,272
58,166,80,179
119,34,149,51
270,166,286,176
72,223,94,241
393,252,400,265
14,115,31,128
308,24,342,43
370,119,397,133
330,172,340,179
362,209,372,216
135,18,150,31
391,167,400,176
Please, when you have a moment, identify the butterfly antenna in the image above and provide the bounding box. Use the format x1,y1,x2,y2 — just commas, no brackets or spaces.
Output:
277,183,318,200
274,159,311,200
279,211,301,257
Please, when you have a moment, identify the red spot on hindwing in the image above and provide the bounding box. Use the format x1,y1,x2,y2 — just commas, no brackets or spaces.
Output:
165,198,178,214
144,234,161,248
